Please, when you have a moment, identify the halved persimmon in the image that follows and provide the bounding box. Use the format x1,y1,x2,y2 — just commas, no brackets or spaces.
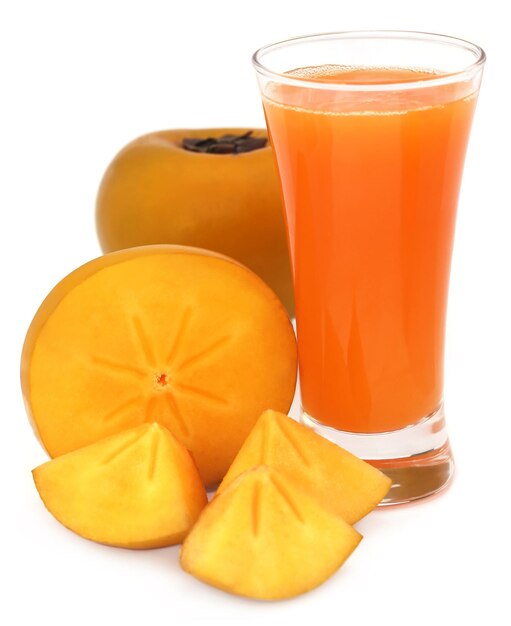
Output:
21,246,297,485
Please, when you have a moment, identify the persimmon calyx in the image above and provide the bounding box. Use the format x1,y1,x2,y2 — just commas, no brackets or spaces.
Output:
182,131,267,154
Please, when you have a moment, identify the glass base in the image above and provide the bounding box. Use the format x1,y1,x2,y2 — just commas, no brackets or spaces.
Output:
300,403,454,505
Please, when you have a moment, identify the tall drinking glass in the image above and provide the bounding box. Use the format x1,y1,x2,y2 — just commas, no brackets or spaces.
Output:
253,31,485,504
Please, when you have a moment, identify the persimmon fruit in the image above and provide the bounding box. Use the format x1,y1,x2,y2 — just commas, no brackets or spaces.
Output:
217,410,392,523
21,246,297,486
33,423,207,549
96,128,294,315
181,466,361,599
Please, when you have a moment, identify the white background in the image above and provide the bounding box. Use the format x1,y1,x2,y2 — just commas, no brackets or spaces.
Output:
1,1,509,624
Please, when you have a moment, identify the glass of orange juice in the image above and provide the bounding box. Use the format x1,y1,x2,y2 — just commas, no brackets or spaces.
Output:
253,31,485,504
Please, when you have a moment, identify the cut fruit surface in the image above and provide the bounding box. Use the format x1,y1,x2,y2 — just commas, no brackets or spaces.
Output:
21,246,297,485
216,410,391,523
32,423,207,548
180,466,361,599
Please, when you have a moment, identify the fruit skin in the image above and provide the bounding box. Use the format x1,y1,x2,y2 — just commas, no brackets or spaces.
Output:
32,423,207,549
180,466,361,600
21,245,297,486
216,410,391,523
96,128,294,316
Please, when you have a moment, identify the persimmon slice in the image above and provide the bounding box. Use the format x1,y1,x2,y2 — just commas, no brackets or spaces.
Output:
33,423,207,548
22,246,297,485
217,410,391,523
181,466,361,599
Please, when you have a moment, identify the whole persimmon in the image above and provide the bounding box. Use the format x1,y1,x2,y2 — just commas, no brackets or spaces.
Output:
96,128,294,316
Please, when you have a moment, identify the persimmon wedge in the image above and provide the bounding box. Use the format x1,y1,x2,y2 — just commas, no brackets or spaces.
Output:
216,410,391,523
21,246,297,486
181,466,361,600
32,423,207,548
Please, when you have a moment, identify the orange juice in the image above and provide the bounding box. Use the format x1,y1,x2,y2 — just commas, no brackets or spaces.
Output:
263,66,478,433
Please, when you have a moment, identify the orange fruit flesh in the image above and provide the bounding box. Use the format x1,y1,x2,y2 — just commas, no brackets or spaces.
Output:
22,246,297,486
217,410,391,523
181,466,361,599
32,423,207,549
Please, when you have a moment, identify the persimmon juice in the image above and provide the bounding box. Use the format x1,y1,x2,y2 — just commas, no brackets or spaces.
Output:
263,66,479,433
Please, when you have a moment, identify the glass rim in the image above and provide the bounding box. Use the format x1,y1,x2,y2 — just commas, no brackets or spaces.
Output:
252,30,486,92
